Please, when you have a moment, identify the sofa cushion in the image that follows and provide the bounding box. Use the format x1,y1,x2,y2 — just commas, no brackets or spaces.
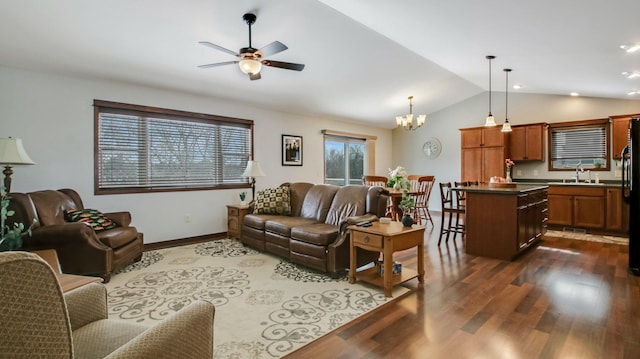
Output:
65,209,118,232
96,226,139,248
265,217,318,237
324,185,368,225
290,223,339,246
243,214,282,230
299,185,339,221
254,186,292,215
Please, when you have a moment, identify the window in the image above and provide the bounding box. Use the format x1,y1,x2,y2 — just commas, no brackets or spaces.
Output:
548,119,609,171
324,135,366,186
94,100,253,194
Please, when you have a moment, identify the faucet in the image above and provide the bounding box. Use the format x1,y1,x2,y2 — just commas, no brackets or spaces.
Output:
575,164,584,183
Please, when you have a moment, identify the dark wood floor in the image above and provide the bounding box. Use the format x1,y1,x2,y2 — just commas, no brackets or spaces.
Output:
285,214,640,359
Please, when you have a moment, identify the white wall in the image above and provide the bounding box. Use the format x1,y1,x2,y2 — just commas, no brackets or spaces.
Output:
394,92,640,211
0,66,393,243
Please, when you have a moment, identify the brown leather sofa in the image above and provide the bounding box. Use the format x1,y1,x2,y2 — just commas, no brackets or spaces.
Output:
7,188,143,282
242,182,389,278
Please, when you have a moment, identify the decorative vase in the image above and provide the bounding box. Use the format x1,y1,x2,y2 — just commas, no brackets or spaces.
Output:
401,214,414,227
506,168,512,183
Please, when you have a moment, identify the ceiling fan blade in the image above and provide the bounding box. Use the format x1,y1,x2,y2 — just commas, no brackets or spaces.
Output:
197,61,238,69
198,41,239,57
250,72,261,81
262,60,305,71
258,41,288,57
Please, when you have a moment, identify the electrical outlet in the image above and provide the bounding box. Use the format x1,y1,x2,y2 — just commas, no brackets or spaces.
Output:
184,214,191,223
516,170,522,176
615,169,622,178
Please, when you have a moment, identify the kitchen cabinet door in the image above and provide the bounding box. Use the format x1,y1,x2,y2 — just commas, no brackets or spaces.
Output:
547,194,573,226
510,124,544,161
483,146,506,181
461,148,482,182
574,196,605,228
611,116,632,160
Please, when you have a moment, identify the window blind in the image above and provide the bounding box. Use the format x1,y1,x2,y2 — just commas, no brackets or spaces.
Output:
551,127,607,160
94,100,253,193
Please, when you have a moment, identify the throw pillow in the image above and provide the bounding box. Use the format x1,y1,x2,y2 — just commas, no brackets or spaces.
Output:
64,209,118,232
254,186,292,215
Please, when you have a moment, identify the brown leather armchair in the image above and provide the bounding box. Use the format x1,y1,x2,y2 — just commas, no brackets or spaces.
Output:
7,188,143,282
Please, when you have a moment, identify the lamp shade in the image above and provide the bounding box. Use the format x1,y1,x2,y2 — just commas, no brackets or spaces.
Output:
241,160,265,178
0,138,35,165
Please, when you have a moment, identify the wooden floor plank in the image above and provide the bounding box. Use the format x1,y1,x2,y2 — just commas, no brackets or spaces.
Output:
285,213,640,359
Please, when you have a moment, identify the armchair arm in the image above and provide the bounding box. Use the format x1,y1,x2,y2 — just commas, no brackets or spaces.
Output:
23,223,111,276
103,211,132,227
64,283,108,330
105,301,215,359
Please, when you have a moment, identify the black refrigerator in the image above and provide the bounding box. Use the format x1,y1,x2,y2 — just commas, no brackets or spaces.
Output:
622,117,640,276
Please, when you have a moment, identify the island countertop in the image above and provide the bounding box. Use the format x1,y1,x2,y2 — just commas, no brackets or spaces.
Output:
454,184,548,195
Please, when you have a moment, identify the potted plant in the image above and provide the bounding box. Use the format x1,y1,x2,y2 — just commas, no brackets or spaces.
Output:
398,193,415,227
0,186,36,251
239,191,247,205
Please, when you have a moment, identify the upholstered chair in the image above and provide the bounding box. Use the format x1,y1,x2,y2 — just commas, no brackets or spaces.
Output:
0,251,215,358
7,188,144,282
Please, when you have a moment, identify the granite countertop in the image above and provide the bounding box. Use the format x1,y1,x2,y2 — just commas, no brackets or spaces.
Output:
456,184,548,194
514,178,622,188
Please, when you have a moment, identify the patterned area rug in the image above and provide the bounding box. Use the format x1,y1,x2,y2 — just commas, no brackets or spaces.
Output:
105,239,410,358
545,230,628,245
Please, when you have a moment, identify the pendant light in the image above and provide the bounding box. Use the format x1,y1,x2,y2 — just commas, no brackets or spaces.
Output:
501,68,513,133
484,55,497,127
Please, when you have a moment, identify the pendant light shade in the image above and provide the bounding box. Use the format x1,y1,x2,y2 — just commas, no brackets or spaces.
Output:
501,68,513,133
484,55,497,127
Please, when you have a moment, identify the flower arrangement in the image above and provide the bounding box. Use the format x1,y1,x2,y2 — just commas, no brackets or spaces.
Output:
505,158,515,169
505,158,515,182
387,166,410,191
1,186,36,251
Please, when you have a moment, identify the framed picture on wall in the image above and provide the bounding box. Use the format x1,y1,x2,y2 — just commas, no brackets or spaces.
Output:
282,134,303,166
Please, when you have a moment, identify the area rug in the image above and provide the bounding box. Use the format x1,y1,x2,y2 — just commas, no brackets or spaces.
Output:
105,239,410,358
545,229,628,245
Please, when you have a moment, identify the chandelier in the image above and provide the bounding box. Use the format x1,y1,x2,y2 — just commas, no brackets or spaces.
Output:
396,96,426,131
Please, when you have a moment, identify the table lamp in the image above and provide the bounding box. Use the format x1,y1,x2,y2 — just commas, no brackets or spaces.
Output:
241,160,265,201
0,137,35,193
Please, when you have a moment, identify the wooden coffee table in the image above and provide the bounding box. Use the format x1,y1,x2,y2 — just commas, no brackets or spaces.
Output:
348,221,425,297
32,249,103,293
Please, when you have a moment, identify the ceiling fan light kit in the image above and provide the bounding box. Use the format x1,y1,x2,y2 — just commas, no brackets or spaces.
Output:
484,55,497,127
198,12,305,80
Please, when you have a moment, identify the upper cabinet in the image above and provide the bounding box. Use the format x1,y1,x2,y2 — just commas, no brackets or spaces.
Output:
611,114,640,160
461,126,506,148
509,123,545,161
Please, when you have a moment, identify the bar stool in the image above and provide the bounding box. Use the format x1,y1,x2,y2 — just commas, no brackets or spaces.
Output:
438,182,466,245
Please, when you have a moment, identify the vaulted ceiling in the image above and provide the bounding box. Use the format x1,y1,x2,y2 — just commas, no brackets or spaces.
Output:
1,0,639,128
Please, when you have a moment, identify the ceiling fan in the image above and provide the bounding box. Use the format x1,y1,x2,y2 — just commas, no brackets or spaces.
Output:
198,13,305,81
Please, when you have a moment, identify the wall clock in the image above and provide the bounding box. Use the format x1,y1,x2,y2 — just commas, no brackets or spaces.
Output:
422,137,442,159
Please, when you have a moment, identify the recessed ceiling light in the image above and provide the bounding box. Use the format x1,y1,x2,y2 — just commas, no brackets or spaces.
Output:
629,90,640,95
622,71,640,79
513,84,522,90
620,43,640,53
570,92,580,97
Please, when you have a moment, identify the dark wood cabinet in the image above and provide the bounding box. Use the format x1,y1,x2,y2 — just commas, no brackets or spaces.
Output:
460,127,508,182
517,189,548,250
510,123,544,161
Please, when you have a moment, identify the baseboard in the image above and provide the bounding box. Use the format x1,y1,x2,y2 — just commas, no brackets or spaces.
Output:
143,232,227,251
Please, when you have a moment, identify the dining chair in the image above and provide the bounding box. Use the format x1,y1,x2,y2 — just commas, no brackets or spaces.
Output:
408,175,435,226
438,182,465,245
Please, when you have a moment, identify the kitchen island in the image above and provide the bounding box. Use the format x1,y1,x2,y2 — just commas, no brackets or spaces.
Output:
456,184,548,260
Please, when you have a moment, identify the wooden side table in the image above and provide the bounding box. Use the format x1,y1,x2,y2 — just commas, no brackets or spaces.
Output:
227,204,250,239
32,249,103,293
348,221,425,297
